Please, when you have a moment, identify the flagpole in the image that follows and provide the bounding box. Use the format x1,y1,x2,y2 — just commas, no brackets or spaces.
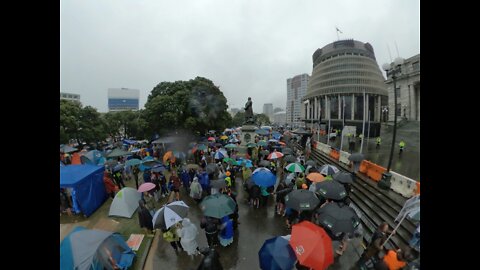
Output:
360,90,366,153
340,97,344,151
382,214,406,248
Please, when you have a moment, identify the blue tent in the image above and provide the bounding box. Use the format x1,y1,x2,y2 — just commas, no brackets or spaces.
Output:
60,226,135,270
60,165,107,217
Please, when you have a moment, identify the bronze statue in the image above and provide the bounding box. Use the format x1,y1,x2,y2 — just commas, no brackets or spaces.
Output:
244,97,254,124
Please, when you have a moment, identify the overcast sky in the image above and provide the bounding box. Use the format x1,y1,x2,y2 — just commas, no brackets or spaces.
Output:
60,0,419,113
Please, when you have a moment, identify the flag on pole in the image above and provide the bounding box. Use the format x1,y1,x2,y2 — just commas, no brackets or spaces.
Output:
336,27,343,34
395,194,420,222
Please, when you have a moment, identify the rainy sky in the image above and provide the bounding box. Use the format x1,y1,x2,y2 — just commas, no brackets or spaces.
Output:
60,0,419,113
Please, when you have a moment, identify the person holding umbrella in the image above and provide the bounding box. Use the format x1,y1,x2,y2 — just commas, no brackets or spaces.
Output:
197,247,223,270
137,200,154,236
103,171,117,199
161,224,183,253
218,215,234,247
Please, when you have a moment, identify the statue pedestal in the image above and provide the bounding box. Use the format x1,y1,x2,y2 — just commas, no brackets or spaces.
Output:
237,124,258,158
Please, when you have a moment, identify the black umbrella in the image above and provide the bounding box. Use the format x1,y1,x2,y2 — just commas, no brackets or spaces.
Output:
348,153,365,163
210,179,227,189
259,160,271,167
315,180,347,201
332,172,354,184
316,202,360,236
206,163,219,174
282,148,294,155
284,189,320,211
284,155,296,163
305,160,317,167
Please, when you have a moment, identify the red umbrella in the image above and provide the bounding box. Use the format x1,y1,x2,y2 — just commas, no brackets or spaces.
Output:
207,137,216,141
289,221,334,270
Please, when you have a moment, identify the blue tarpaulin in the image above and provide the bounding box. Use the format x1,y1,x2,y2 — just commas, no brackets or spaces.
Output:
60,165,107,217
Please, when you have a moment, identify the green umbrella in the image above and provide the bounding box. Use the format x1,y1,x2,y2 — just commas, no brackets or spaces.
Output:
225,143,237,149
246,143,257,148
107,148,131,158
196,144,208,151
223,157,236,164
257,140,268,147
200,193,237,219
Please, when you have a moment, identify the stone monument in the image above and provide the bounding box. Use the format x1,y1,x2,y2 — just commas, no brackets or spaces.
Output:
238,97,258,157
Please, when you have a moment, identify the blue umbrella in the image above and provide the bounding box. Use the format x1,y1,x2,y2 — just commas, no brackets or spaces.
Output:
252,169,276,187
258,236,296,270
139,164,151,172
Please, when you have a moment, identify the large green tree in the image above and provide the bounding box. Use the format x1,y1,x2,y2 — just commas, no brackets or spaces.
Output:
60,100,108,144
144,77,231,135
255,113,271,126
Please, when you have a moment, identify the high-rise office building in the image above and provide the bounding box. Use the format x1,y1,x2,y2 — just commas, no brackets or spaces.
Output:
108,88,140,112
263,103,274,121
286,73,310,127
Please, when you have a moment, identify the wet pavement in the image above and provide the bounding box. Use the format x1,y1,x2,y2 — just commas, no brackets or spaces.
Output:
316,121,420,180
144,174,365,270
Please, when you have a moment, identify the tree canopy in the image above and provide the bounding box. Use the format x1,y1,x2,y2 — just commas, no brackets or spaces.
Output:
144,76,231,135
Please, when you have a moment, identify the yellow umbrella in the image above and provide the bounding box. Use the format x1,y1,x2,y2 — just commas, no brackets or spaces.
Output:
220,135,228,140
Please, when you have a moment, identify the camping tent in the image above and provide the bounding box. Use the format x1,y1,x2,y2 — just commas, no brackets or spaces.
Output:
60,165,107,217
60,226,135,270
109,187,141,218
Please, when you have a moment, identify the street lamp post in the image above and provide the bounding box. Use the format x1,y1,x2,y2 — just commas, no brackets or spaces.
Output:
382,106,389,122
379,57,404,189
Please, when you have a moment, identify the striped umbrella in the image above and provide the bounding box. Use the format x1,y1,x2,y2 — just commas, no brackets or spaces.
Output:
152,201,189,230
285,163,305,173
318,165,340,176
268,151,284,160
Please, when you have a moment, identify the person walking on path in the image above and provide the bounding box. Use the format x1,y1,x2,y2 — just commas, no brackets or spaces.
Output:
132,165,140,189
179,218,200,259
112,169,126,189
137,200,154,236
197,248,223,270
143,191,156,216
103,171,117,199
180,169,191,194
162,224,183,253
200,216,220,247
190,177,203,203
218,216,234,247
399,140,406,153
170,170,181,201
